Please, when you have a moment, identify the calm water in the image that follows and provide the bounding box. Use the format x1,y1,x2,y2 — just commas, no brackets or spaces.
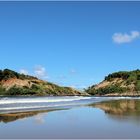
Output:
0,96,140,139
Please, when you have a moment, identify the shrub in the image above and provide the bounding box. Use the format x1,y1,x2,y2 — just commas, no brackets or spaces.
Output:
86,84,128,95
0,86,6,95
6,86,37,95
136,81,140,91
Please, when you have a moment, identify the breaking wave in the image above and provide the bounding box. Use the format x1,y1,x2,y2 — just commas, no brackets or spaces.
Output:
0,96,92,105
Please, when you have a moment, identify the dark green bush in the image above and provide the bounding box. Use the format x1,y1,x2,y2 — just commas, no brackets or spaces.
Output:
86,84,128,95
105,70,140,82
0,69,38,81
6,86,37,95
135,81,140,91
0,86,6,95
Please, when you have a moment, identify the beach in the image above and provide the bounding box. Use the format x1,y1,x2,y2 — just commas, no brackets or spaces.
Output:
0,96,140,139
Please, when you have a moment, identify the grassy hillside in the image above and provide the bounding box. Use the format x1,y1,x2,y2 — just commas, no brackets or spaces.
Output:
0,69,87,96
85,70,140,96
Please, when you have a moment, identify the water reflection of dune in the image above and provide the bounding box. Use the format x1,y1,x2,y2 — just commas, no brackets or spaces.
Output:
89,99,140,124
91,99,140,116
0,110,58,123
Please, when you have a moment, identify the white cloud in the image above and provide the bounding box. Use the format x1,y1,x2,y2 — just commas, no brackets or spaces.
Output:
34,65,48,79
112,31,140,44
19,69,28,75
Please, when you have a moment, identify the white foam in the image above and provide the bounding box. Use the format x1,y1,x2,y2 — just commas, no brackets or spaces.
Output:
0,97,92,105
0,102,81,111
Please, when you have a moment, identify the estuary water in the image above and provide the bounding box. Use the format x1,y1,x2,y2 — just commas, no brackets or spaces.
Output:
0,96,140,139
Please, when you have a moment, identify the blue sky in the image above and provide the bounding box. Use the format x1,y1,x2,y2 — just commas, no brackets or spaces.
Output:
0,1,140,89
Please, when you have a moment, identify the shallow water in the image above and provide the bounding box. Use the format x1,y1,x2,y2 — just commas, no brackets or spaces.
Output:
0,96,140,139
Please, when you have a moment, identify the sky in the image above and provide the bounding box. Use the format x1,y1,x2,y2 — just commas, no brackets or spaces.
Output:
0,1,140,89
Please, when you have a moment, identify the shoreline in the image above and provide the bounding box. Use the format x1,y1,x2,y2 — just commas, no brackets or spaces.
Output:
0,94,140,98
94,92,140,97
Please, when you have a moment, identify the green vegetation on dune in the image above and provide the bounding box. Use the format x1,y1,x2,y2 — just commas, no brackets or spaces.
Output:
86,85,128,95
105,69,140,83
86,69,140,96
0,69,37,81
0,86,6,95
